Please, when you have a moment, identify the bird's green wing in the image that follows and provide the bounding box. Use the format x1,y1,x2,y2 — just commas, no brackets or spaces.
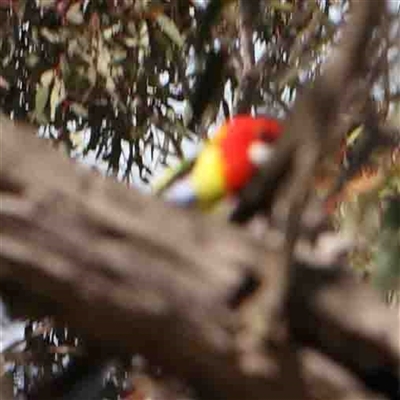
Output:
153,157,196,196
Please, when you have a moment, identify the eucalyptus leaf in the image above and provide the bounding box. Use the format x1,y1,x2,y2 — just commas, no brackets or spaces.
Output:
40,28,62,43
70,102,89,118
37,0,56,8
50,77,66,122
156,14,184,48
34,84,50,123
40,69,55,86
66,2,84,25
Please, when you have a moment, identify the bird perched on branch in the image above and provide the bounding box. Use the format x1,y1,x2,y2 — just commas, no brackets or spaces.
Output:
155,115,283,209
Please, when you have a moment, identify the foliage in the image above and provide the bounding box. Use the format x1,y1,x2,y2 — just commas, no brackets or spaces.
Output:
0,0,367,183
337,158,400,297
1,0,196,182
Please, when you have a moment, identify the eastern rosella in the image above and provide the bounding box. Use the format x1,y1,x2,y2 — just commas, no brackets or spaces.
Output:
155,115,283,208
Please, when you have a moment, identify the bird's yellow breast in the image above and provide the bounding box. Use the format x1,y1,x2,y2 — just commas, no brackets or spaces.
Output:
190,144,227,207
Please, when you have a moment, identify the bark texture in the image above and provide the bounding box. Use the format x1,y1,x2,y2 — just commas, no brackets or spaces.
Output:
0,115,399,400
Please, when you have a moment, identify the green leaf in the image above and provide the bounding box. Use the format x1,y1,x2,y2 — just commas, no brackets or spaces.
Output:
70,130,85,150
139,21,150,48
40,69,55,86
103,23,122,41
346,125,363,147
40,27,62,43
123,37,138,48
34,84,50,123
155,14,184,48
50,77,66,122
97,39,111,78
66,2,84,25
383,197,400,231
37,0,56,8
70,102,88,118
372,232,400,292
25,54,40,68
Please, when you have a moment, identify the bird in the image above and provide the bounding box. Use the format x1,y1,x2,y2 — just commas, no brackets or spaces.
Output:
154,114,283,209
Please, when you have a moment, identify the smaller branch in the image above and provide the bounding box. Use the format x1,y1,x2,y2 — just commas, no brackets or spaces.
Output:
234,0,260,114
238,0,257,73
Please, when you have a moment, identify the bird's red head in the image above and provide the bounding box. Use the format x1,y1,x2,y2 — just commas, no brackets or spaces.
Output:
215,115,283,193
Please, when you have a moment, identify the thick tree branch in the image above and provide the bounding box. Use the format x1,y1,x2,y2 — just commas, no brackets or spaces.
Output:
0,115,399,399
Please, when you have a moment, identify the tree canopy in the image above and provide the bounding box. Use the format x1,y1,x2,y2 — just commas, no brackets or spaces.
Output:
2,0,397,181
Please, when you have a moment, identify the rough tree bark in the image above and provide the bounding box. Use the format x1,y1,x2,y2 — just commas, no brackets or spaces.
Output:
0,114,399,400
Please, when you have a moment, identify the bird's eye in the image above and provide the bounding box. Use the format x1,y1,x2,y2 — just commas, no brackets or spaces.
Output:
257,130,271,142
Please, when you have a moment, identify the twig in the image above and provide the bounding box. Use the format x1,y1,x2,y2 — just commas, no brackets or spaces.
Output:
235,0,260,114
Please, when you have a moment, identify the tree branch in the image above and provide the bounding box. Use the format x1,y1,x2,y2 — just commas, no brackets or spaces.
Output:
234,0,260,114
0,114,399,399
231,0,387,223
